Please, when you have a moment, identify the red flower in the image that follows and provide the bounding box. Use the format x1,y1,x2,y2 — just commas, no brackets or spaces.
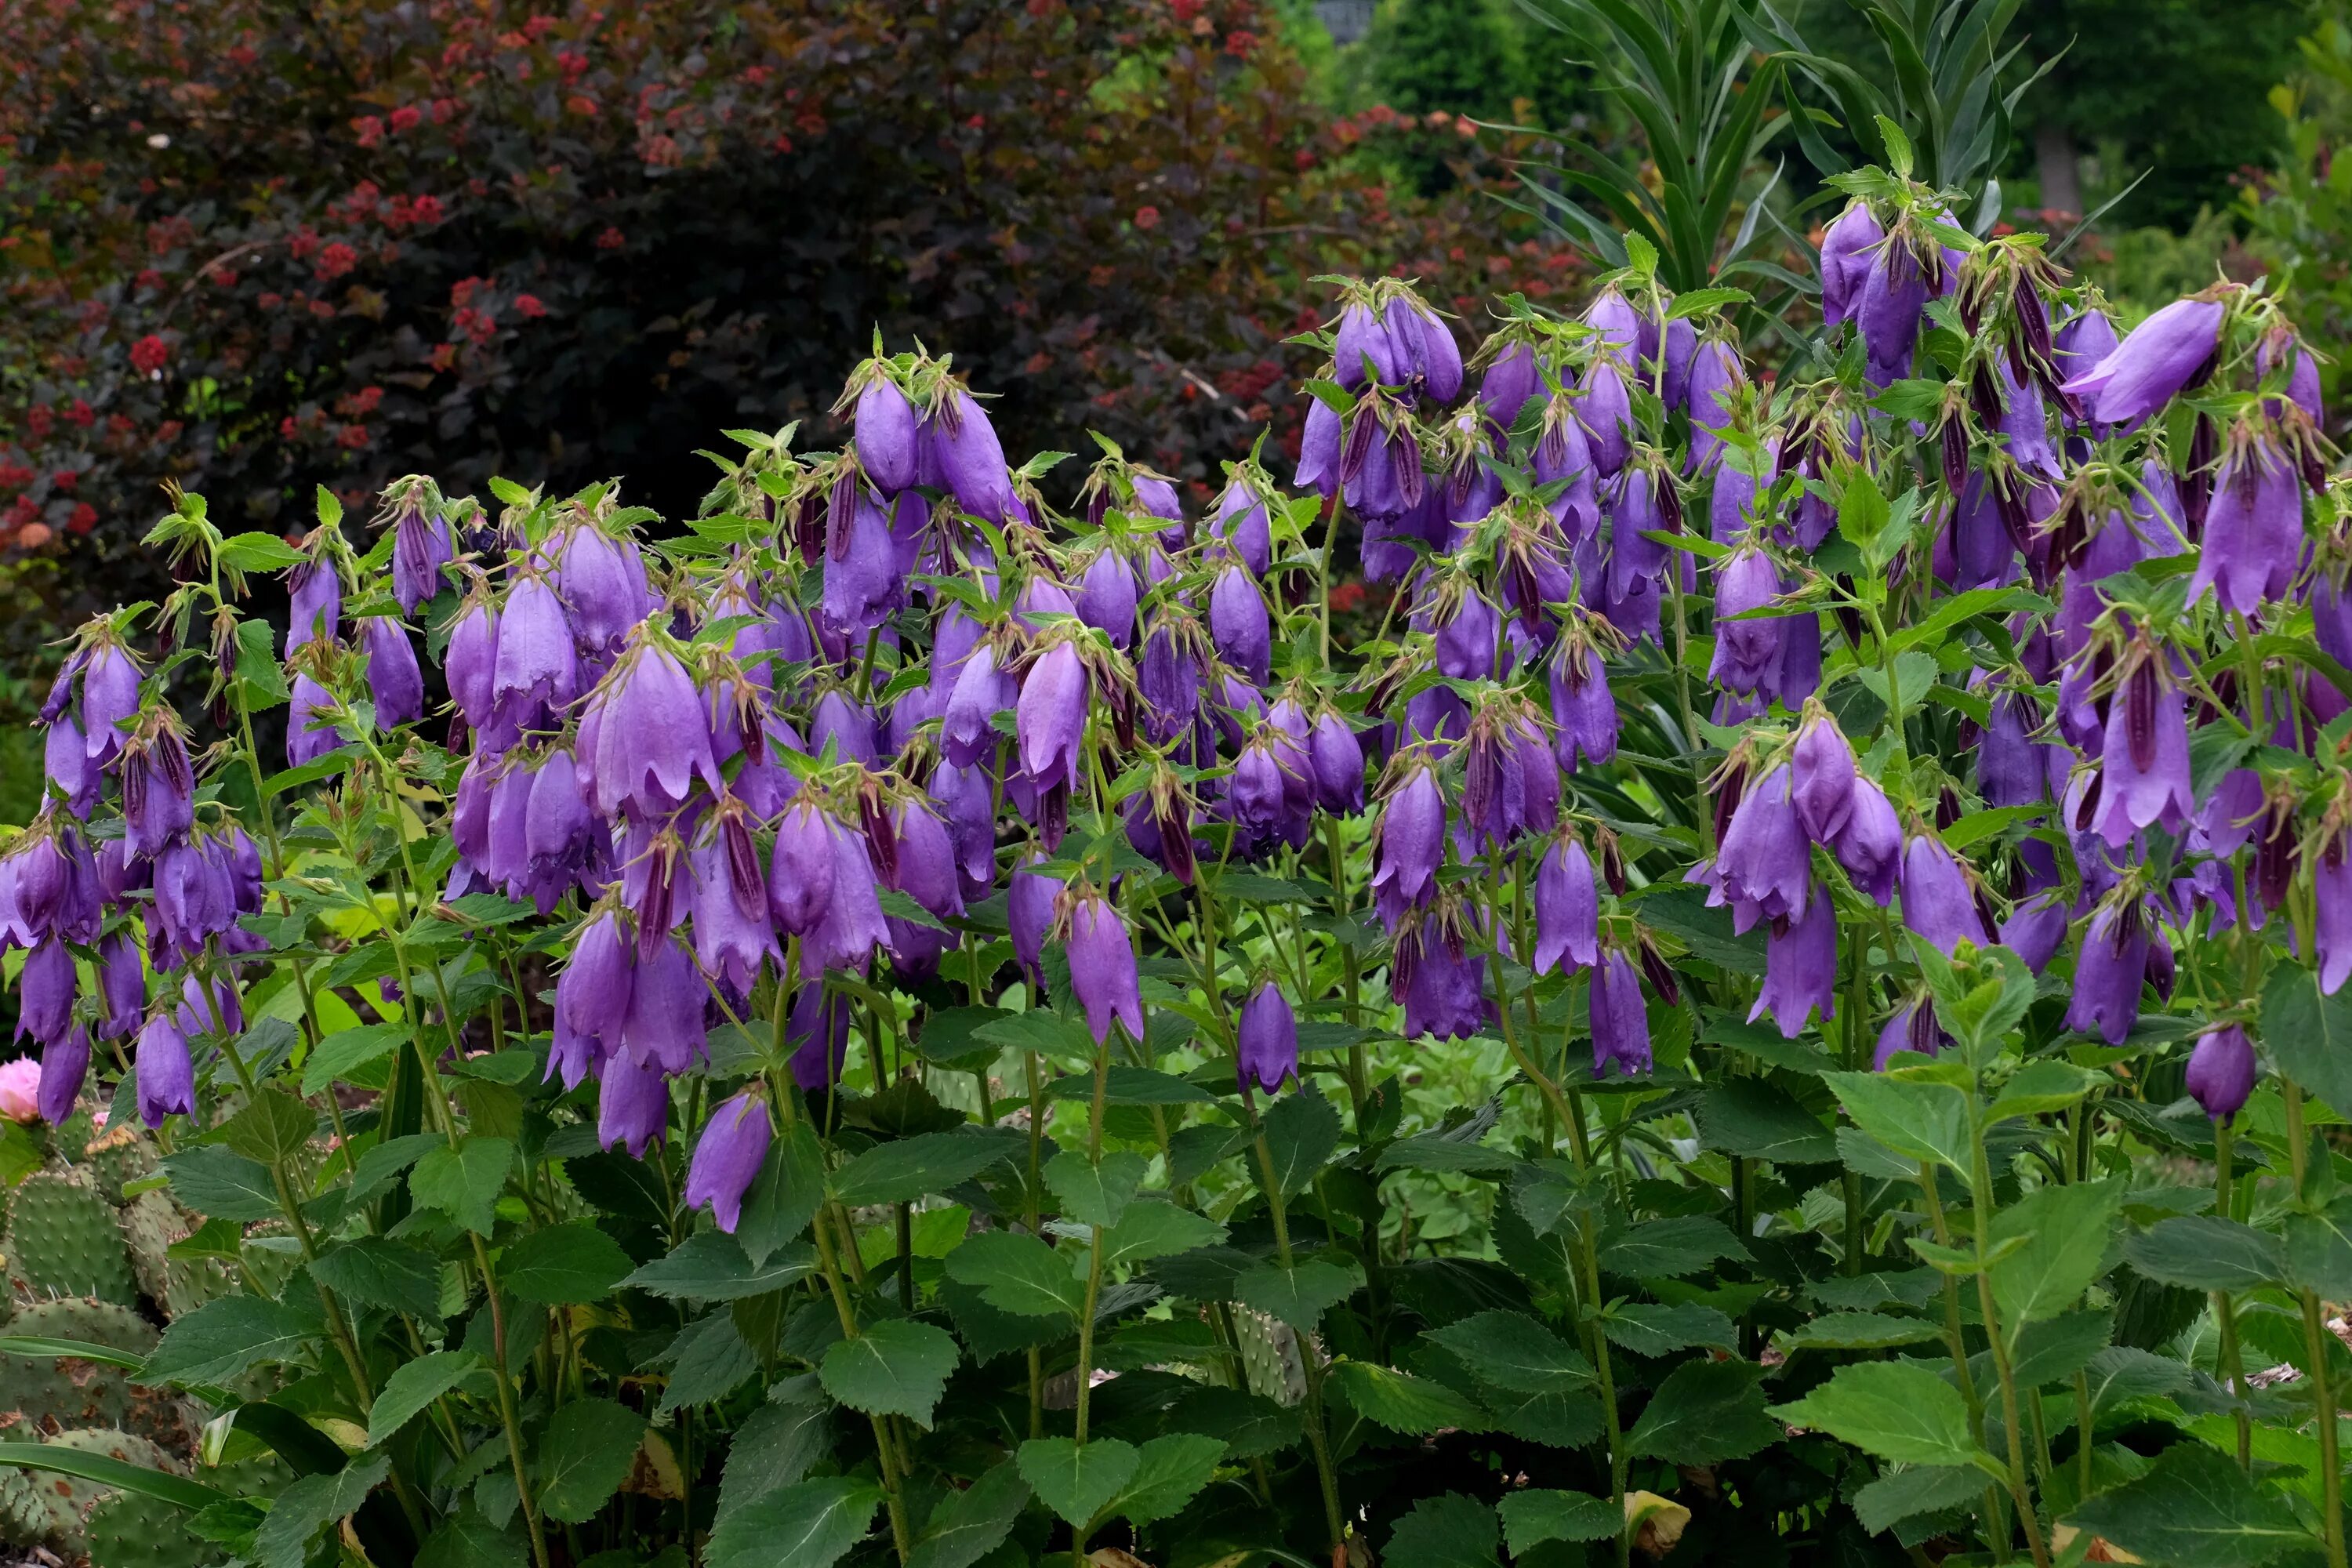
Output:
129,334,169,376
514,293,546,319
353,115,383,147
1134,205,1160,230
51,470,76,492
310,299,336,318
25,408,52,440
135,268,164,292
315,241,358,280
67,503,96,535
566,94,598,118
450,276,485,308
280,416,299,437
336,423,370,449
429,343,458,372
594,226,625,250
66,401,93,428
390,104,422,133
258,292,283,309
411,194,446,226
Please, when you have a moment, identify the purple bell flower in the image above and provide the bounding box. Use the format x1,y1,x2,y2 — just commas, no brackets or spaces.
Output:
2187,1025,2258,1123
38,1025,89,1126
855,374,922,495
1753,885,1837,1039
1334,300,1405,389
391,503,455,616
1237,982,1298,1093
79,643,141,766
1211,480,1273,578
2257,325,2325,423
42,717,95,819
2062,296,2224,428
587,644,720,818
492,574,580,731
810,689,880,770
1398,914,1490,1041
619,936,706,1074
1370,767,1445,929
286,557,341,656
1308,711,1366,814
135,1014,194,1128
2187,430,2302,615
1547,637,1619,775
173,971,242,1037
1533,837,1600,975
1790,711,1857,844
2318,842,2352,996
1009,853,1056,988
1977,689,2056,809
1584,288,1652,363
359,618,424,730
1873,1000,1945,1070
286,673,341,768
1708,548,1785,693
1684,339,1747,473
800,817,888,977
14,938,75,1047
2065,900,2151,1044
1831,779,1900,905
822,490,907,635
689,836,778,995
1719,765,1809,922
2092,655,2194,848
1579,358,1635,478
1480,341,1542,431
1209,565,1272,684
685,1091,772,1233
559,909,637,1053
1076,550,1140,649
1015,641,1088,797
1589,948,1651,1078
924,387,1014,522
2001,891,2071,975
447,592,501,734
1069,895,1145,1045
1385,296,1465,401
1858,241,1929,386
943,644,1017,769
1900,834,1990,955
1820,202,1884,327
788,984,852,1091
118,725,194,857
769,802,840,937
596,1052,670,1158
93,934,141,1042
2054,307,2121,394
1296,398,1342,496
554,521,656,655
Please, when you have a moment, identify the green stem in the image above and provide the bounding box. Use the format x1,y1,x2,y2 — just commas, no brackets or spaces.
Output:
2212,1117,2252,1472
1970,1131,2052,1568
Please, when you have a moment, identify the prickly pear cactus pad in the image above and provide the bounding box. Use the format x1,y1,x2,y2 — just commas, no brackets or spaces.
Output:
16,1428,176,1555
84,1485,227,1568
7,1173,140,1306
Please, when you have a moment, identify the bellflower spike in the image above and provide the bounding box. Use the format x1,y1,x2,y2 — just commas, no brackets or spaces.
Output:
1753,886,1837,1039
1237,982,1298,1094
2187,1024,2258,1122
2092,654,2194,848
1590,949,1651,1078
135,1014,195,1128
2187,428,2303,615
2062,296,2223,428
1068,895,1144,1045
686,1092,771,1233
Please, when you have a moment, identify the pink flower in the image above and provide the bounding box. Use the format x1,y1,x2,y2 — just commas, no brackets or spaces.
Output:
0,1058,44,1123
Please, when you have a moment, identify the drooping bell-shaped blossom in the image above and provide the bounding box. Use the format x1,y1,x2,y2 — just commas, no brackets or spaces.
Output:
1719,765,1809,921
546,1010,601,1092
1708,548,1786,693
800,818,889,977
1480,341,1543,431
558,908,636,1054
1137,622,1204,748
1533,396,1599,542
2063,296,2224,428
286,673,341,769
1533,837,1601,975
1820,202,1884,328
2053,307,2121,396
808,689,879,769
96,933,143,1040
391,502,456,615
1753,886,1837,1039
1397,914,1490,1041
2092,655,2194,848
1708,441,1779,539
1857,240,1929,386
597,1051,670,1158
2001,891,2071,975
134,1014,194,1128
79,642,141,766
2317,840,2352,996
1370,767,1446,928
285,557,341,656
358,618,424,730
42,716,95,819
1684,339,1747,474
2187,1024,2259,1122
1431,587,1501,681
855,374,922,494
1790,711,1857,844
1015,641,1088,797
764,800,836,939
1831,778,1901,905
685,1091,771,1233
1584,288,1652,363
1578,357,1635,478
1976,688,2056,809
1068,895,1144,1045
822,490,907,635
1296,397,1343,496
2066,899,2151,1044
1873,999,1946,1070
37,1025,89,1126
689,836,778,995
1075,550,1141,650
930,760,999,902
787,983,852,1091
1589,948,1651,1078
1900,834,1990,954
1334,299,1404,390
1308,710,1366,814
492,573,580,731
2257,325,2325,423
884,801,965,977
1659,315,1699,407
1237,982,1298,1094
1211,479,1274,578
172,971,242,1038
1008,853,1056,989
447,591,501,734
587,643,720,818
152,838,234,963
619,936,706,1074
2187,428,2303,615
1209,566,1272,684
932,640,1012,776
554,521,657,655
13,938,74,1046
524,750,597,892
118,724,194,858
1385,295,1465,402
924,387,1014,522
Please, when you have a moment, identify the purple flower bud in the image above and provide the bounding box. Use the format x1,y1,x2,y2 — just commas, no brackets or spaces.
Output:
1075,550,1140,650
800,817,887,977
1308,712,1366,814
135,1014,194,1127
2062,297,2224,429
2001,891,2071,975
1237,981,1298,1093
822,490,907,636
1384,296,1464,402
1820,202,1883,328
588,644,720,818
38,1025,89,1126
1708,548,1785,693
597,1051,670,1158
358,618,424,730
172,971,241,1037
2187,1024,2258,1123
286,557,341,657
2187,431,2302,616
1370,767,1445,928
1533,837,1600,975
1209,566,1272,685
554,521,656,655
1212,481,1274,578
620,936,706,1074
1480,341,1542,432
2065,900,2151,1044
392,504,455,616
492,574,580,730
44,717,96,819
14,938,75,1047
1753,885,1837,1039
1900,834,1990,955
1830,778,1900,905
2319,844,2352,996
1015,641,1088,796
768,800,840,937
447,593,501,732
685,1091,771,1233
286,673,341,769
942,643,1018,770
1719,765,1809,922
1791,713,1856,844
1296,398,1342,496
856,375,922,494
1008,854,1058,988
1858,242,1929,386
2092,656,2194,848
96,932,143,1040
1547,637,1618,772
79,643,141,766
1873,1000,1945,1070
559,908,636,1047
925,388,1014,522
1684,339,1747,473
1584,289,1652,363
1533,397,1599,543
1590,948,1651,1078
1068,895,1143,1045
1334,300,1405,389
788,983,851,1091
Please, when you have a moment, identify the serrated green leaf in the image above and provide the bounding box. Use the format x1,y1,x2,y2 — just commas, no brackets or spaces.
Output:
945,1230,1085,1319
1327,1361,1486,1435
1425,1311,1594,1396
1045,1150,1145,1229
819,1319,959,1428
1498,1489,1620,1551
829,1131,1018,1207
411,1137,514,1235
737,1119,827,1269
367,1351,485,1447
143,1297,318,1387
499,1221,633,1305
707,1475,884,1568
2125,1214,2285,1294
1232,1258,1360,1331
1988,1178,2123,1330
1600,1301,1735,1356
1625,1359,1780,1464
2064,1441,2311,1568
312,1237,444,1319
1016,1436,1138,1529
905,1457,1029,1568
535,1398,646,1523
1769,1361,1997,1471
623,1232,815,1301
